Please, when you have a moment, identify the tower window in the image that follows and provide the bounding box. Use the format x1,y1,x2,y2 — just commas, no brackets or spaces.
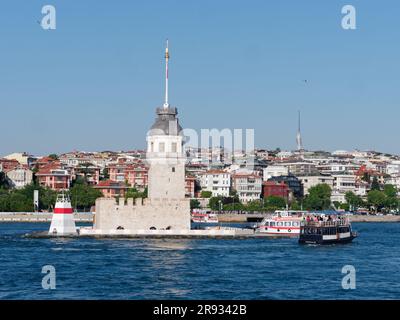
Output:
172,167,175,172
171,142,177,153
159,142,165,152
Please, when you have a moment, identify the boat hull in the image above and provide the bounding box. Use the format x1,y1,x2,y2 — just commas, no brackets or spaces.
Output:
299,233,357,245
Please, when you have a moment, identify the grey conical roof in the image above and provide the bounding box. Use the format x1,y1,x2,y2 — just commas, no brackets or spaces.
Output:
148,106,183,136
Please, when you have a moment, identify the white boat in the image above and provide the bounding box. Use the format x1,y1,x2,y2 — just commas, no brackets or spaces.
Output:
191,210,219,223
254,210,307,236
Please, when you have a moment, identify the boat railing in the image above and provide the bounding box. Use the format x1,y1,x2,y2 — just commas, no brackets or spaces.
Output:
301,219,350,227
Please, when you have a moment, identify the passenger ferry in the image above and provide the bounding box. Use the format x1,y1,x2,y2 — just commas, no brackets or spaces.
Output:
299,216,358,244
191,210,219,223
254,210,307,236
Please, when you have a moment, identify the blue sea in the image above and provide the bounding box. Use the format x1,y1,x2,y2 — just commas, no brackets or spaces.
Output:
0,222,399,300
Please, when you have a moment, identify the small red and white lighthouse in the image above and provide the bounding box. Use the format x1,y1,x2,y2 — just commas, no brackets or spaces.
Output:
49,193,77,235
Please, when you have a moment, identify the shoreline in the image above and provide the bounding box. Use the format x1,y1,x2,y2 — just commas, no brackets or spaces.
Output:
216,213,400,223
0,212,399,223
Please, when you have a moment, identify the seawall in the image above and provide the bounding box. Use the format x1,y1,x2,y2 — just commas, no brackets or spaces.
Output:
0,213,93,223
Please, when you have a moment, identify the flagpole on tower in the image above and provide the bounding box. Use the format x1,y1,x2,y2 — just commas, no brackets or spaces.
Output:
163,39,170,109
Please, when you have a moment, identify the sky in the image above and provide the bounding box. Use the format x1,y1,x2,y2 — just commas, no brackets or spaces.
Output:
1,0,400,156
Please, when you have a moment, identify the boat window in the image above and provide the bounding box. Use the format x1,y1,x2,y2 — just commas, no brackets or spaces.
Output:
277,222,283,227
270,222,275,227
285,222,291,227
293,222,299,227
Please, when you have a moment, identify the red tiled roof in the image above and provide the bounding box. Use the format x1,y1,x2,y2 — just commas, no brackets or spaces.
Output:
94,180,128,189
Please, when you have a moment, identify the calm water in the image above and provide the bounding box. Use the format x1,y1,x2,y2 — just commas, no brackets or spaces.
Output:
0,222,399,300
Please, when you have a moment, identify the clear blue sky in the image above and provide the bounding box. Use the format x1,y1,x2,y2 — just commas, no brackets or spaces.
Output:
1,0,399,156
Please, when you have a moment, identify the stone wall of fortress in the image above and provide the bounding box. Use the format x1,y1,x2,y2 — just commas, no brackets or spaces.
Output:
94,197,190,231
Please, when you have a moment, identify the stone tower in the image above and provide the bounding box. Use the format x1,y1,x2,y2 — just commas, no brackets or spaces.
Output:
93,40,190,233
146,107,186,199
146,40,186,200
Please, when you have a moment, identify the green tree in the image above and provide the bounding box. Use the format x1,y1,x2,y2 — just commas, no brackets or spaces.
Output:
289,199,302,210
371,177,380,191
70,179,103,210
209,196,223,210
264,196,286,209
223,202,245,211
367,190,386,212
383,184,398,210
303,184,332,210
80,162,94,183
0,172,10,189
125,187,139,199
345,191,364,210
383,184,397,198
190,199,201,210
101,168,109,181
48,154,59,160
200,190,212,198
245,200,263,212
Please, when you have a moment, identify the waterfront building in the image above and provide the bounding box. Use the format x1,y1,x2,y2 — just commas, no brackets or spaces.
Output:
316,162,360,175
279,161,318,176
72,164,101,185
262,181,289,201
231,173,262,203
3,152,35,166
36,163,71,190
199,170,231,197
5,166,33,189
332,174,358,194
108,160,149,190
268,174,304,198
298,174,334,195
0,158,20,172
185,176,196,198
263,165,289,181
94,180,128,198
355,165,386,185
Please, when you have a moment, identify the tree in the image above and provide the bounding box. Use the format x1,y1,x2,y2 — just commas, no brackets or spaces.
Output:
345,191,364,210
0,183,57,212
0,172,10,189
367,190,386,212
48,154,59,160
70,179,103,210
101,168,109,181
125,187,139,199
303,184,332,210
264,196,286,210
383,184,398,210
371,177,380,191
383,184,397,198
209,196,223,211
125,187,147,200
246,200,263,212
190,199,201,210
223,202,245,211
289,199,302,210
80,162,94,183
200,190,212,198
